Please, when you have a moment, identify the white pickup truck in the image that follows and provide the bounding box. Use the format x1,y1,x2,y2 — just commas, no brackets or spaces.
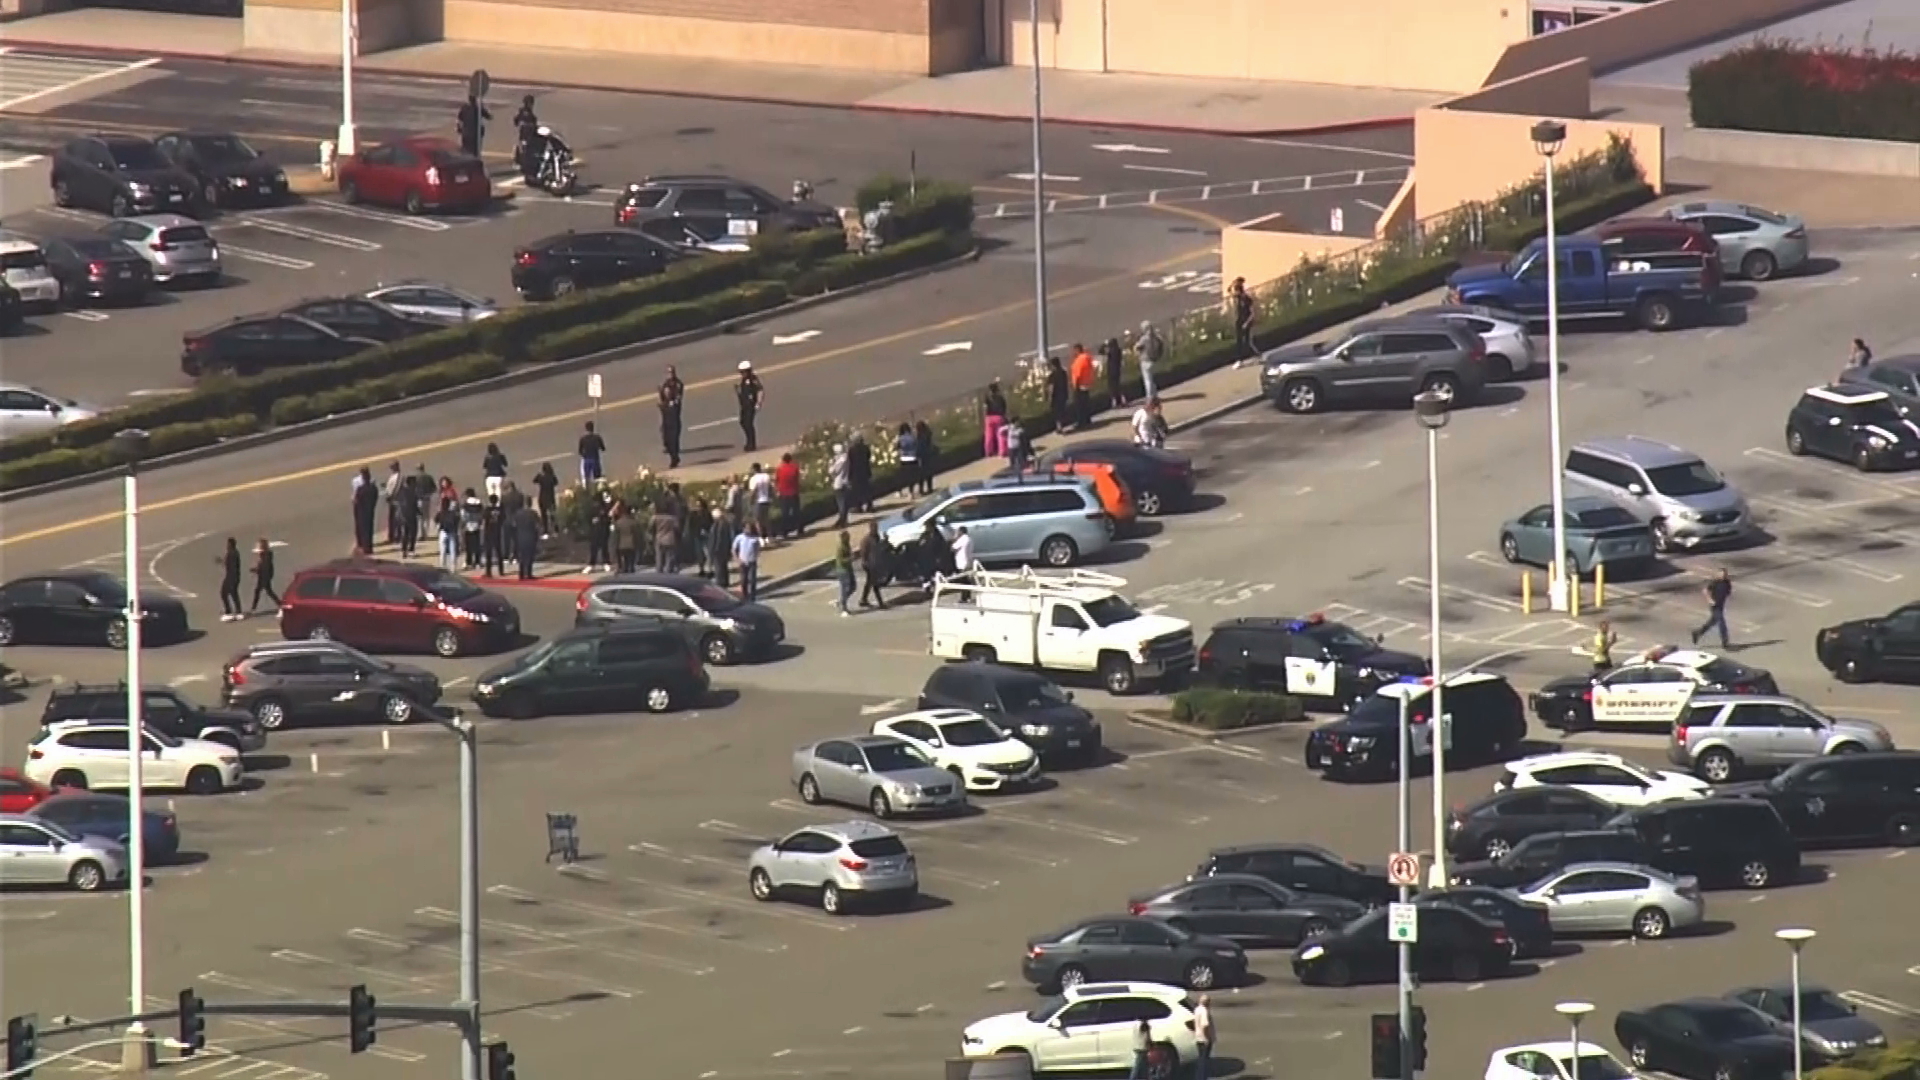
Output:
927,568,1195,694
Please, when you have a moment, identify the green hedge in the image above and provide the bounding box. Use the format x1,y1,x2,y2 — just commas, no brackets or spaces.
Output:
1809,1040,1920,1080
1690,39,1920,142
0,415,260,489
1170,689,1306,730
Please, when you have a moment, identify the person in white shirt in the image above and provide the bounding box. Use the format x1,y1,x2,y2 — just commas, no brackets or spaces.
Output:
950,526,974,574
1131,397,1166,448
747,463,774,537
732,522,764,602
1191,995,1215,1079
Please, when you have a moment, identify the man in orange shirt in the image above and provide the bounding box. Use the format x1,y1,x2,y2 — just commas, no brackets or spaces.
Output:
1068,343,1097,430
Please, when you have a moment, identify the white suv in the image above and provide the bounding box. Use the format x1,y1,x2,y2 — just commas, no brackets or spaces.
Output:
1495,750,1708,808
961,982,1198,1078
870,708,1040,793
0,232,61,310
26,721,243,795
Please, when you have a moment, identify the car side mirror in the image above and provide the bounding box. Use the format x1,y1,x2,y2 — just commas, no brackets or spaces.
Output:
849,763,867,774
1626,483,1645,496
1049,1019,1066,1031
927,737,943,747
46,402,62,414
1065,691,1075,702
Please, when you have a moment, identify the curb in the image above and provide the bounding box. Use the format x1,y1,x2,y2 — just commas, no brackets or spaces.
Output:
3,39,1412,139
1125,709,1297,742
0,243,981,505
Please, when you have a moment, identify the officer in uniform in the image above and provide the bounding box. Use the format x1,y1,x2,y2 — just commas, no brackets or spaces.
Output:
658,365,686,468
736,360,765,453
1589,619,1618,674
456,94,490,159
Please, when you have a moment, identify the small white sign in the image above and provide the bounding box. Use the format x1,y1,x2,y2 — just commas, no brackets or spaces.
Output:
1330,207,1345,233
1388,902,1418,943
587,373,603,400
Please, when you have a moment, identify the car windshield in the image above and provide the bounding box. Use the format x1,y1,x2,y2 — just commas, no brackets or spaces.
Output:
145,727,183,748
29,387,81,406
1309,622,1378,658
906,492,950,521
1003,678,1071,710
865,742,933,772
108,144,170,170
1844,399,1908,427
1084,596,1141,627
417,573,483,603
1796,991,1855,1021
939,719,1006,747
1644,461,1725,497
1025,996,1067,1023
1697,659,1749,685
1503,249,1540,276
192,134,258,162
1563,1054,1632,1080
1699,1008,1775,1041
1572,506,1639,529
689,584,741,611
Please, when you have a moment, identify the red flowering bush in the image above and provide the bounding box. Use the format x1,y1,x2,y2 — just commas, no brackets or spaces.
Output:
1690,37,1920,142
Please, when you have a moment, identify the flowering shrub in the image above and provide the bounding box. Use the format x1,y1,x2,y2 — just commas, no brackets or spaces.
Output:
1690,38,1920,142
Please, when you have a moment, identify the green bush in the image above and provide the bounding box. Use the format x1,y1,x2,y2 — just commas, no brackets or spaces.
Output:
1690,38,1920,142
1808,1040,1920,1080
1170,689,1306,730
856,176,977,237
523,282,790,364
269,354,507,426
0,414,260,489
788,230,976,296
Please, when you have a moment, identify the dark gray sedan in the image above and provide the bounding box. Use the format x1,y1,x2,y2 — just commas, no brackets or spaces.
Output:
1725,984,1886,1059
1126,873,1364,947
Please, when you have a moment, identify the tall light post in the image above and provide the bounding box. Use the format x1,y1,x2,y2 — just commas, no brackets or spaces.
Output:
1027,0,1051,372
1777,928,1817,1080
337,0,358,156
1414,390,1452,887
411,702,484,1080
1556,1001,1596,1080
114,428,153,1075
1395,691,1414,1080
1531,119,1569,611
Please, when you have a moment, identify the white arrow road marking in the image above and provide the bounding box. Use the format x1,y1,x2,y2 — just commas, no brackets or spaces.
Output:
1007,173,1081,182
1091,143,1170,154
1123,164,1207,177
859,698,906,716
771,330,820,345
169,675,209,686
62,309,109,322
922,342,973,356
855,380,905,395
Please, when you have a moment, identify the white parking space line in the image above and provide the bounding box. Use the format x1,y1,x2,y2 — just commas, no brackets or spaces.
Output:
228,216,381,252
986,809,1135,845
1398,576,1524,613
61,309,109,322
301,201,452,232
1138,270,1224,294
218,245,314,270
412,905,713,976
0,53,162,112
1320,603,1421,640
0,153,45,171
268,947,452,996
560,859,859,930
760,798,1064,868
1841,990,1920,1019
487,883,787,954
346,926,643,998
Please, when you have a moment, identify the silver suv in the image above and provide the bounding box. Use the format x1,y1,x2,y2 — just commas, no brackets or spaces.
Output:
747,820,918,915
1563,437,1751,552
1669,694,1895,782
1258,318,1487,414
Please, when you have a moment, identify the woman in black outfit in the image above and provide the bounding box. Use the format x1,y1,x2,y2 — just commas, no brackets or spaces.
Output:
215,538,243,621
1045,355,1070,434
914,418,938,495
534,463,560,537
249,537,282,615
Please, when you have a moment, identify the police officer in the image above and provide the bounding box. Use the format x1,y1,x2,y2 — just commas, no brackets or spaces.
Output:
456,94,490,159
512,94,540,182
735,360,765,452
1589,619,1618,674
659,365,686,468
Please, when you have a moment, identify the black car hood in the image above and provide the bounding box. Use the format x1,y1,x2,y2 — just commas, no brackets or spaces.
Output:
119,167,192,188
1352,646,1427,675
728,602,783,628
206,157,279,180
1536,673,1592,696
459,592,518,620
1009,702,1097,730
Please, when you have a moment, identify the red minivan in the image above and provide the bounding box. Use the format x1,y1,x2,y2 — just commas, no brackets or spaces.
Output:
337,137,491,215
279,558,521,658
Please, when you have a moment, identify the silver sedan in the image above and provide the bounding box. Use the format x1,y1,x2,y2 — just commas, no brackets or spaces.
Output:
0,813,130,891
1514,862,1703,939
1662,201,1809,281
1401,304,1536,380
791,735,967,819
360,281,499,324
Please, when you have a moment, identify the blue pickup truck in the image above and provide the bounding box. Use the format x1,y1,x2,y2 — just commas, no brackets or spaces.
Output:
1445,234,1720,332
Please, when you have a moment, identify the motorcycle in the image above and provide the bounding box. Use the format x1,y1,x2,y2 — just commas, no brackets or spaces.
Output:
535,142,579,197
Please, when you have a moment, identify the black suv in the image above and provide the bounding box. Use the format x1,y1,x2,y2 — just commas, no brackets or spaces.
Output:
917,662,1100,766
613,174,840,241
1607,798,1802,889
50,134,198,217
1724,751,1920,849
574,571,786,665
42,683,266,753
1192,843,1394,906
1197,614,1427,708
1816,603,1920,684
1449,828,1651,889
511,230,680,300
1446,786,1618,862
1784,385,1920,471
471,622,708,719
1305,670,1526,780
221,640,442,730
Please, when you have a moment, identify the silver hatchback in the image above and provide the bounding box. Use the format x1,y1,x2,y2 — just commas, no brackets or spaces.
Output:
791,734,967,818
1670,694,1894,782
747,820,918,915
0,813,129,892
1515,862,1703,939
101,214,221,286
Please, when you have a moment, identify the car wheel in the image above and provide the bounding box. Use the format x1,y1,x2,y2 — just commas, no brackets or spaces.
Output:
1039,534,1078,567
1056,964,1089,991
1629,1044,1651,1070
1887,812,1920,847
432,626,463,658
1741,250,1778,281
1484,837,1513,860
404,189,426,215
702,634,735,666
1697,748,1737,783
868,788,893,819
53,180,74,208
1836,657,1869,684
1855,445,1876,471
1632,906,1671,939
1635,295,1677,331
1713,1066,1736,1080
185,765,223,795
749,868,774,901
1785,427,1807,456
1136,489,1164,517
1558,704,1588,733
110,193,133,218
51,769,88,790
1317,957,1353,988
251,697,289,730
0,615,15,646
102,617,130,650
1498,534,1521,563
961,645,998,664
1100,654,1137,695
1184,960,1218,990
644,686,673,713
820,882,844,915
68,860,106,892
1283,379,1321,414
1832,742,1865,755
383,695,414,725
798,773,823,804
340,179,361,204
1420,373,1461,404
550,276,576,297
307,624,334,642
1739,860,1772,889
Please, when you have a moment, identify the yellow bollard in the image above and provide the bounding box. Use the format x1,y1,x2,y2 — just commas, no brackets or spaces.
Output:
1521,571,1533,614
1594,562,1606,609
1570,571,1581,618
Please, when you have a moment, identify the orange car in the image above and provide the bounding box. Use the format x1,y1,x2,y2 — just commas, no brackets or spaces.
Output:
1033,460,1138,527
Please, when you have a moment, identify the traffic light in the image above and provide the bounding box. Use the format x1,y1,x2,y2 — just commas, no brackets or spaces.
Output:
1369,1014,1402,1080
178,989,206,1056
485,1041,515,1080
1408,1006,1428,1073
347,985,377,1053
7,1014,37,1080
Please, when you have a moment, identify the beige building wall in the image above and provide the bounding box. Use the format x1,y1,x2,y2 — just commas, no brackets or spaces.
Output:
1482,0,1838,86
246,0,420,54
1222,214,1372,292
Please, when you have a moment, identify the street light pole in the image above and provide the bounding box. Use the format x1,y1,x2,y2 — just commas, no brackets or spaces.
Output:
457,716,480,1080
1557,1001,1596,1080
1395,691,1413,1080
116,428,153,1075
1532,119,1569,610
1027,0,1051,371
337,0,357,156
1777,928,1817,1080
1414,390,1452,888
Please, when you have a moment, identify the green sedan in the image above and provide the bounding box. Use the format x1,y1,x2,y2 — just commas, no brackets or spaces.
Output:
1498,497,1658,576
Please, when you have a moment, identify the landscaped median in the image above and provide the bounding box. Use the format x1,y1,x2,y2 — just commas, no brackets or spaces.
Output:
1128,689,1309,740
551,137,1657,546
0,176,977,492
1811,1040,1920,1080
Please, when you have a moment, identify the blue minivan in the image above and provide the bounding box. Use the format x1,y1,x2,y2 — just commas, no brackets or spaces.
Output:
878,476,1112,568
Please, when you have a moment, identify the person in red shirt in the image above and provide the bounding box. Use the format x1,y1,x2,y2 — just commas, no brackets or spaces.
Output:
1068,344,1098,430
773,452,803,539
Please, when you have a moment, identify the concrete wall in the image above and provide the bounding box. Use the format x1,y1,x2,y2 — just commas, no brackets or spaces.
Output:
1222,213,1371,291
1673,128,1920,178
1482,0,1839,85
246,0,419,53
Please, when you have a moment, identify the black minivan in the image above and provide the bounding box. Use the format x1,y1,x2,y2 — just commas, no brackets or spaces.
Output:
1305,671,1526,781
1607,798,1802,889
471,623,707,719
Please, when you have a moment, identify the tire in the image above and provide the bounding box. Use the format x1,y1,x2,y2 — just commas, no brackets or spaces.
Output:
1488,353,1517,380
1184,960,1218,990
1282,379,1321,414
821,882,844,915
432,626,463,658
1855,445,1876,472
1484,836,1513,860
53,179,74,208
382,695,415,725
307,624,334,642
1420,372,1462,405
110,193,133,218
1739,860,1772,889
185,765,223,795
1836,657,1870,684
702,634,735,666
1317,957,1354,988
404,189,425,215
1498,534,1521,563
1446,952,1483,982
961,645,997,664
105,618,129,650
1786,427,1807,456
51,769,88,790
1741,250,1778,281
1888,812,1920,847
501,692,538,721
1635,295,1678,331
1136,489,1164,517
252,697,290,730
798,773,823,804
1299,918,1332,940
1696,748,1737,783
643,685,673,713
1558,704,1589,733
868,788,893,819
1632,906,1671,939
1832,742,1866,755
69,860,106,892
1629,1044,1651,1071
749,868,774,901
550,276,576,297
1039,534,1078,567
1713,1066,1736,1080
341,180,360,204
1056,964,1089,991
1100,654,1137,695
0,615,15,646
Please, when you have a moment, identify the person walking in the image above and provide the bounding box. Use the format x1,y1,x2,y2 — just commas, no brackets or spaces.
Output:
706,507,735,591
1045,354,1070,434
857,520,888,610
1127,1019,1152,1080
1004,420,1028,473
652,502,682,573
587,492,614,573
533,462,559,537
481,495,506,577
383,462,404,545
748,462,774,538
578,420,607,485
215,538,244,622
1229,276,1255,366
914,418,938,496
689,498,714,577
460,488,485,569
1135,320,1165,401
732,522,763,602
833,530,856,617
774,452,803,538
512,503,540,580
736,360,765,452
1192,995,1215,1080
1102,336,1126,409
435,498,461,570
1068,344,1097,430
848,432,874,514
397,474,421,558
1132,397,1167,449
248,537,282,615
1589,619,1618,673
1691,569,1734,649
1849,337,1873,369
455,93,489,158
983,380,1010,458
894,422,919,492
611,501,638,574
659,365,686,468
829,443,852,528
352,467,378,554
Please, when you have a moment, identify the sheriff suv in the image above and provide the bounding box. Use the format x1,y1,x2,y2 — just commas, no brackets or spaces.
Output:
1195,613,1427,709
613,174,840,243
42,683,266,755
1816,603,1920,684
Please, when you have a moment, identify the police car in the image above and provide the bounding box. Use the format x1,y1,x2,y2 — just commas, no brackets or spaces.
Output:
1304,671,1526,780
1530,645,1777,733
1196,614,1428,711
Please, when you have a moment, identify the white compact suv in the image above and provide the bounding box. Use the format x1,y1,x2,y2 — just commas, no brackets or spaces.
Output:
961,982,1198,1079
870,708,1041,793
26,721,243,795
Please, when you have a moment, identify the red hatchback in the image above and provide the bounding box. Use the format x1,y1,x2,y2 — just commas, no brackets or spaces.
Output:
337,137,491,215
0,767,54,812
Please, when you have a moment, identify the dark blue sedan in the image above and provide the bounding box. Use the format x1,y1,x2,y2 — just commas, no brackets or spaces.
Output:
29,792,180,864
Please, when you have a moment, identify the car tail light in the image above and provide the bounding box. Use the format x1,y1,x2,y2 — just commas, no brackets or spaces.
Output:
617,206,636,225
1198,648,1212,665
576,590,590,611
424,167,441,186
1410,713,1428,725
87,260,109,277
1786,227,1806,239
838,857,868,871
1582,689,1594,702
1026,945,1046,958
1731,683,1755,693
515,251,537,267
1128,901,1148,915
1674,725,1688,742
186,336,210,352
225,664,246,686
1492,929,1510,945
150,240,166,251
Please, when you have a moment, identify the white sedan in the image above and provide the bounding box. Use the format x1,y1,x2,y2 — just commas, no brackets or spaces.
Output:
1485,1041,1637,1080
870,709,1040,793
1494,750,1708,808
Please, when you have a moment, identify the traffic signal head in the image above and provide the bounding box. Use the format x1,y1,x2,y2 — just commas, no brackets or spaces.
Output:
178,989,206,1056
7,1014,38,1076
485,1041,515,1080
347,985,377,1054
1369,1013,1402,1080
1409,1006,1428,1072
